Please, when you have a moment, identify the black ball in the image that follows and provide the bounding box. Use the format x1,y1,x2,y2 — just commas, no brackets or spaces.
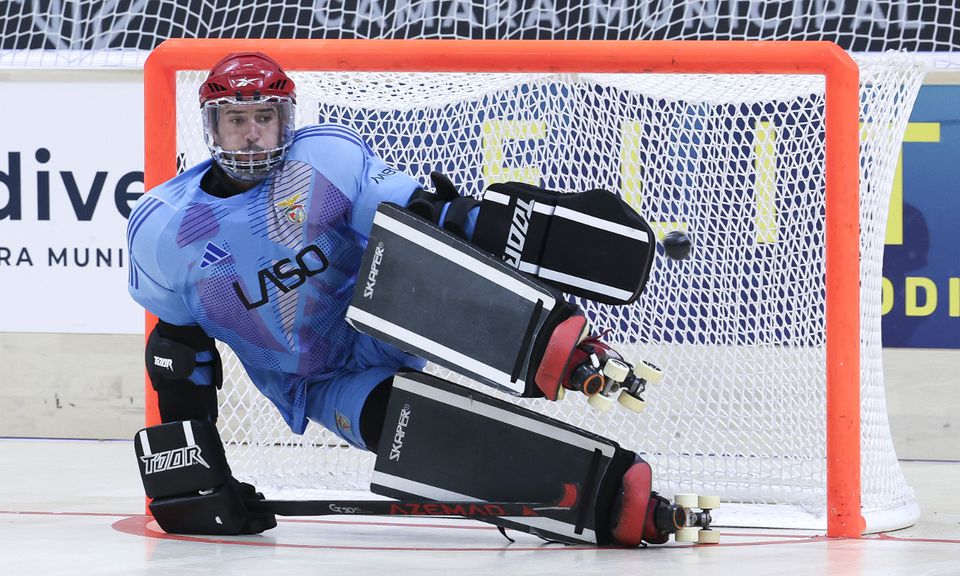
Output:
662,230,691,260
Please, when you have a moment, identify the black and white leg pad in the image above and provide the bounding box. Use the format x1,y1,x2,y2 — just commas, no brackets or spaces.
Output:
472,182,656,305
134,420,276,535
371,371,635,545
346,203,576,399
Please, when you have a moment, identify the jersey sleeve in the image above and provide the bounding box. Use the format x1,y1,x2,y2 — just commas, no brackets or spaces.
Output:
350,142,422,238
127,196,197,326
310,126,421,236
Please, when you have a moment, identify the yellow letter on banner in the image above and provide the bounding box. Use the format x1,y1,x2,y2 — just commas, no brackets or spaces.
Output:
620,120,645,213
881,277,894,315
951,278,960,318
905,276,938,317
754,121,778,244
482,120,544,186
620,120,687,238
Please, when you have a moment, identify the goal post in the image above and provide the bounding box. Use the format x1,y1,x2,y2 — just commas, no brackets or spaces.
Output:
143,38,880,538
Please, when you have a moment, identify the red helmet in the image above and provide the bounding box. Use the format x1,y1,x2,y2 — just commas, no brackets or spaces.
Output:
200,52,296,106
200,52,297,182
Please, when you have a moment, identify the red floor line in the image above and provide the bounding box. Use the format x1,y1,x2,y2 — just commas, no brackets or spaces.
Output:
112,516,596,552
113,516,835,550
0,510,134,517
0,510,813,536
873,533,960,544
7,510,959,546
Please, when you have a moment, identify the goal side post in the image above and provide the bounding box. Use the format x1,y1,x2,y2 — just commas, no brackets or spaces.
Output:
142,39,862,537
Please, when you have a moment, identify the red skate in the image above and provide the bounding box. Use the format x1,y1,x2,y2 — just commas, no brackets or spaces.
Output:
610,458,720,546
534,315,664,413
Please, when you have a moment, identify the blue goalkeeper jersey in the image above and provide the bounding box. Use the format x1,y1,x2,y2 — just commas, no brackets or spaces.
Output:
128,125,424,434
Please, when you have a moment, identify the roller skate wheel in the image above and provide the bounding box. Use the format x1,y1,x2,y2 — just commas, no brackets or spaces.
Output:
697,529,720,544
556,387,566,401
634,361,664,385
616,390,647,413
587,392,614,412
698,495,720,510
674,493,699,509
602,358,631,382
675,527,699,543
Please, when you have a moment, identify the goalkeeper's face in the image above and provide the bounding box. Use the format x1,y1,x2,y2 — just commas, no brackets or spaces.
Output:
217,103,282,153
202,98,295,182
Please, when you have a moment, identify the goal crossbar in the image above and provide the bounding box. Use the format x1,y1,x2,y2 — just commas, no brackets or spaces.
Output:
143,38,862,538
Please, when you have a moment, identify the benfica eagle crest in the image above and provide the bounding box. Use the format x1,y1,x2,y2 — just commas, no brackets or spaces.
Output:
275,193,307,224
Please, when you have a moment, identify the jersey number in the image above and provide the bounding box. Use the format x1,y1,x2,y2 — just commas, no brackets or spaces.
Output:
232,244,329,310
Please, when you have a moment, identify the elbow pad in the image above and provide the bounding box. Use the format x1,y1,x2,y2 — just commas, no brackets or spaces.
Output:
146,320,223,423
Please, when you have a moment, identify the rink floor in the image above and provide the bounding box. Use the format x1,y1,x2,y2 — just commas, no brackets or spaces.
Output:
1,438,957,576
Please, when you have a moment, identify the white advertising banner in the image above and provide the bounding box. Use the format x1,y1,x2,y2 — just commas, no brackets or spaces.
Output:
0,71,146,334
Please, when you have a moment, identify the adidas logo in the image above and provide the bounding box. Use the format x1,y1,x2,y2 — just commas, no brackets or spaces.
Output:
200,242,230,269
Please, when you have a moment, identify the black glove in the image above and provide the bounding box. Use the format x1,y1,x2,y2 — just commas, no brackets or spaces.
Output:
135,420,277,535
405,171,479,239
149,474,277,535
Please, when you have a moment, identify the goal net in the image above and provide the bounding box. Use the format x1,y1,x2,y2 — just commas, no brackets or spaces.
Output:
149,39,923,535
3,1,957,69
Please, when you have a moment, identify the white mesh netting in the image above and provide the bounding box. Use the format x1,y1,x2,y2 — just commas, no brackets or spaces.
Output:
2,1,958,69
170,52,925,530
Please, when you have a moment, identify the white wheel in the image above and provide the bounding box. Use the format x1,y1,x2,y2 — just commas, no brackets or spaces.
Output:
616,390,646,413
698,495,720,510
602,358,630,382
634,360,664,384
587,393,614,412
674,493,699,509
697,529,720,544
675,527,699,543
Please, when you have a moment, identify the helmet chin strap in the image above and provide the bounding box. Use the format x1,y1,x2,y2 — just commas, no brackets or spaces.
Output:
211,144,289,182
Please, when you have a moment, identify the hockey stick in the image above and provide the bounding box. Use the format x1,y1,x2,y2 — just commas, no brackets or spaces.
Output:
248,483,579,519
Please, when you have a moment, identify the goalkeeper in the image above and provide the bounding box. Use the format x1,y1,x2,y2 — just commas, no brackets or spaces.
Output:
129,51,688,546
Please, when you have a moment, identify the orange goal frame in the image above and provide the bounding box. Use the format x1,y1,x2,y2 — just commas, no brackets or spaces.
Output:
143,38,863,538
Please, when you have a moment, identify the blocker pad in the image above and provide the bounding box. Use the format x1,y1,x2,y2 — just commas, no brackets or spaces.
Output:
473,182,656,305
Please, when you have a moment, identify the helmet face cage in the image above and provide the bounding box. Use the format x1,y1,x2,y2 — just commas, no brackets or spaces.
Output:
202,97,296,182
